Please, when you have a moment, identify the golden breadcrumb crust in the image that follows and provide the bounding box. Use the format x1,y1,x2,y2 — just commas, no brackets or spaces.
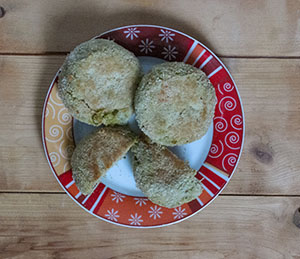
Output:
71,126,136,195
135,62,216,146
131,136,203,208
58,39,141,126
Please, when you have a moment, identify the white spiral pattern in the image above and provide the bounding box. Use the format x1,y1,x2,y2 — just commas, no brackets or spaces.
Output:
219,96,237,114
56,92,63,102
222,153,238,172
46,125,64,143
225,132,240,150
223,82,234,92
58,107,72,125
45,107,49,118
209,140,224,158
44,85,75,174
231,115,243,130
49,152,61,167
214,117,228,132
63,162,69,172
49,92,64,106
59,140,74,159
48,102,56,119
217,84,223,95
66,126,73,141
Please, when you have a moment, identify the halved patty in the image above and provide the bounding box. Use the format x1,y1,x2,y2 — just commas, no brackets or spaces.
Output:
131,137,202,208
71,126,136,195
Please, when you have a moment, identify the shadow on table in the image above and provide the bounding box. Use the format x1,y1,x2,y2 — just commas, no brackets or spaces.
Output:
37,4,216,145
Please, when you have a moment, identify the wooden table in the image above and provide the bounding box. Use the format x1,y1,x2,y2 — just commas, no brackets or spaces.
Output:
1,0,300,258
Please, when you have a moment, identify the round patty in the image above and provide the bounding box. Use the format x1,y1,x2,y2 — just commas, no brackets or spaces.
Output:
58,39,141,126
135,62,216,146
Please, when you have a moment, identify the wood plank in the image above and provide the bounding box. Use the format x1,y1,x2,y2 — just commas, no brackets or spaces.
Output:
0,194,299,258
0,56,300,194
223,57,300,195
0,0,300,56
0,56,65,192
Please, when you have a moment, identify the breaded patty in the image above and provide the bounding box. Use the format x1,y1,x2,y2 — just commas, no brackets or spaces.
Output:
135,62,216,146
71,126,136,195
58,39,141,126
131,137,203,208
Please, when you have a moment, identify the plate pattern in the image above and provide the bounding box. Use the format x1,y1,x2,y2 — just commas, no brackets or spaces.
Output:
42,25,244,228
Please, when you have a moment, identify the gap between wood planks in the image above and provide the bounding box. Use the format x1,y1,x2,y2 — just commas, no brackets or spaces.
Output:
0,191,299,197
0,52,300,59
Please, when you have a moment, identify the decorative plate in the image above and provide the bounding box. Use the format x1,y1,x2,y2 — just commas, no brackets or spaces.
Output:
42,25,244,228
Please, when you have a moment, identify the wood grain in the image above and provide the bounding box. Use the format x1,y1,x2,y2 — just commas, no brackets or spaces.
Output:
0,56,65,192
0,55,300,194
223,57,300,195
0,0,299,56
0,194,299,258
0,1,299,257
